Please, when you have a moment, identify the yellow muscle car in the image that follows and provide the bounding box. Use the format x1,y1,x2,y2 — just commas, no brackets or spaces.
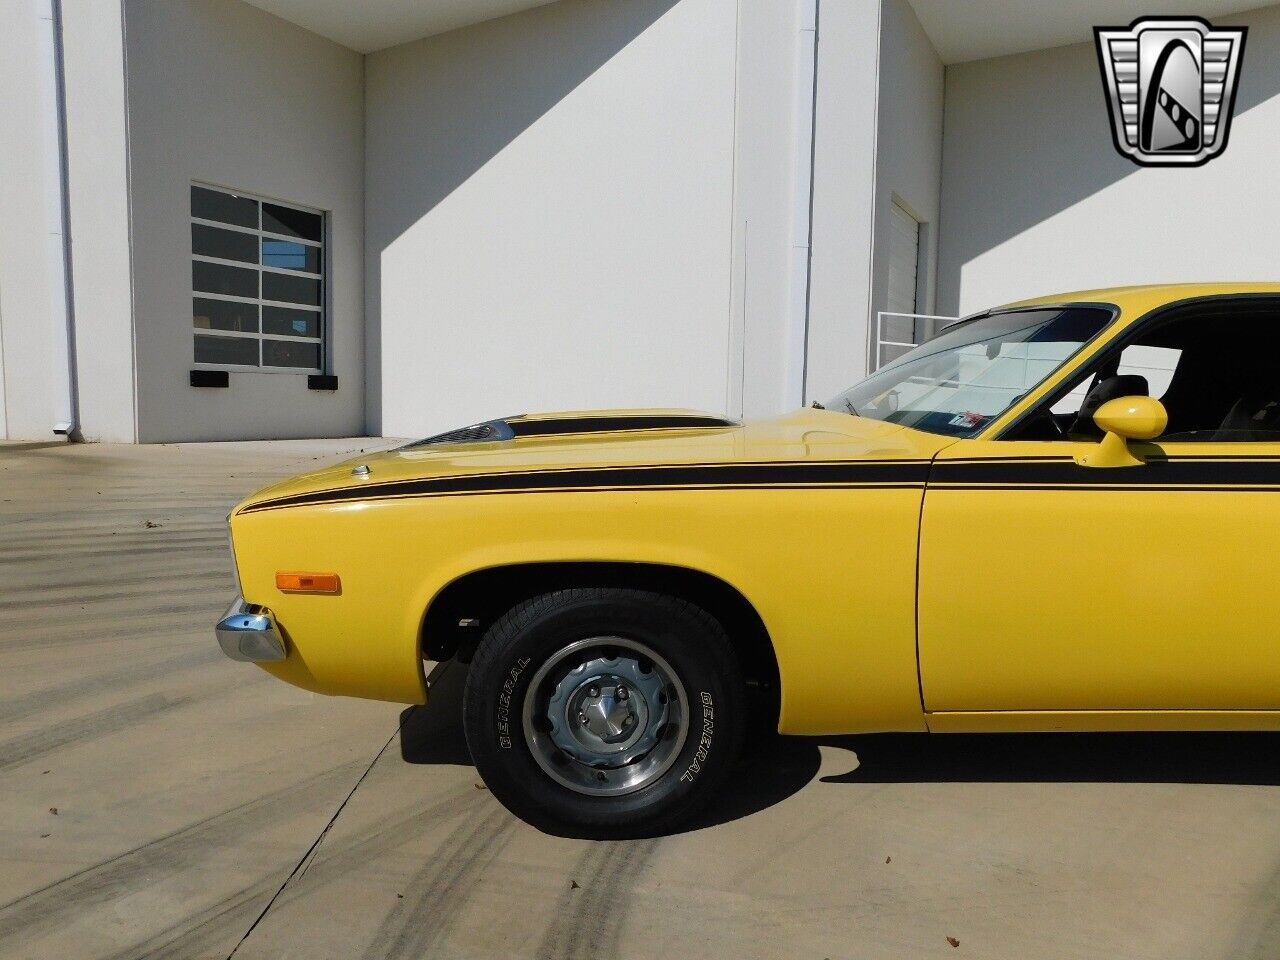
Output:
218,283,1280,836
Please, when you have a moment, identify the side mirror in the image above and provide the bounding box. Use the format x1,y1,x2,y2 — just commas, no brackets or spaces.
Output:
1077,395,1167,468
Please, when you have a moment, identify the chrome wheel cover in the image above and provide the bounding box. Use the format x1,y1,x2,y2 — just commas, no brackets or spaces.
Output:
521,636,689,797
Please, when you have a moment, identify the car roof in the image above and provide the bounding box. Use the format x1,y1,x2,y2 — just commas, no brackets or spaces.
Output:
999,282,1280,317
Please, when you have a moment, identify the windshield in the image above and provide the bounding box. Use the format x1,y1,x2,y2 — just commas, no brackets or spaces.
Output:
826,307,1114,437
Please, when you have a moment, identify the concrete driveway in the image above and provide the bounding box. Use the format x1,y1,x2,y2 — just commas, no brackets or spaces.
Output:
3,440,1280,960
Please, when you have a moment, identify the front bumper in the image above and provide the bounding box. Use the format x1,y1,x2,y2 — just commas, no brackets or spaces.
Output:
215,596,287,663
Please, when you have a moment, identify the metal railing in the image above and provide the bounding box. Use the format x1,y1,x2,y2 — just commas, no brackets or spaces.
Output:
873,311,958,371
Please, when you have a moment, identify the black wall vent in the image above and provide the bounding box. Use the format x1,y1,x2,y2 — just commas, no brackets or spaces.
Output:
190,370,229,388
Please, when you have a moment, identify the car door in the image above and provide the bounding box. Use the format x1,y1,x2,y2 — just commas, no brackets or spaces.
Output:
917,298,1280,714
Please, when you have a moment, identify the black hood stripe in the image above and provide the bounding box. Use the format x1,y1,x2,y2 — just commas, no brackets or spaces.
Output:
238,459,933,513
507,415,737,437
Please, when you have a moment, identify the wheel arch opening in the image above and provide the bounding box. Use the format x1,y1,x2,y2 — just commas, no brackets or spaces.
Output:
421,561,780,722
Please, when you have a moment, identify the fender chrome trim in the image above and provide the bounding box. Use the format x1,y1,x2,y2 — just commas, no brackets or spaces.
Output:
215,596,286,663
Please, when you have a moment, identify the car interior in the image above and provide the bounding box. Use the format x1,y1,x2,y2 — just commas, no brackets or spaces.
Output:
1007,300,1280,442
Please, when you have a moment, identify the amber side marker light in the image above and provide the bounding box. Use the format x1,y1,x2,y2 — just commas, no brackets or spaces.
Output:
276,572,341,594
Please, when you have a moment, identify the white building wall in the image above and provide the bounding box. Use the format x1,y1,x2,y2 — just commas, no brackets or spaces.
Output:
62,0,137,442
938,4,1280,316
364,0,741,439
805,0,882,401
726,0,815,418
807,0,943,398
0,0,57,439
866,0,944,353
0,288,6,439
1,0,901,443
122,0,365,442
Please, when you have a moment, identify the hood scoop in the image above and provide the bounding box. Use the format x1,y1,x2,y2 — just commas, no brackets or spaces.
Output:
408,412,738,448
411,420,516,447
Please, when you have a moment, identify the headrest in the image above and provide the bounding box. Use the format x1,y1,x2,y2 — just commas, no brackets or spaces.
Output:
1079,374,1149,418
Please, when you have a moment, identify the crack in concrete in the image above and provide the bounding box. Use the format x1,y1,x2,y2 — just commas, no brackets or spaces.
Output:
223,710,414,960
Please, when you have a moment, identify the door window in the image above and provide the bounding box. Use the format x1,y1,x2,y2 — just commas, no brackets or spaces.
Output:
1009,303,1280,441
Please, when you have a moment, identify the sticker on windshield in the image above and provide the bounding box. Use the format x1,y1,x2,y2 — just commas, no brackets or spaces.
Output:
948,412,988,429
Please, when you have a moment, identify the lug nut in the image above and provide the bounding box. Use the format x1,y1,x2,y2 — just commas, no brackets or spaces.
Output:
623,715,634,726
587,686,599,698
578,711,588,724
617,685,628,700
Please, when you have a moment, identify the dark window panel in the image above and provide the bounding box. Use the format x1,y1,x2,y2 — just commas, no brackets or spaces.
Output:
191,185,258,229
195,334,259,366
192,260,257,299
262,339,321,369
261,238,321,273
192,223,257,263
262,305,320,338
262,203,323,242
193,297,258,333
262,271,321,306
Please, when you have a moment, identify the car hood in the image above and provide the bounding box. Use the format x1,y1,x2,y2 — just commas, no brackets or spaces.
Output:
233,407,953,514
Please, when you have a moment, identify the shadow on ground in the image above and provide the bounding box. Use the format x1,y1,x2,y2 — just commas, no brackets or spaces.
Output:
402,661,1280,832
0,440,71,452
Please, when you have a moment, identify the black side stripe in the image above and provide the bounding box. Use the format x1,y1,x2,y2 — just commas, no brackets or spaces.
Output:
238,455,1280,515
238,460,933,513
507,415,737,437
932,458,1280,487
935,484,1280,493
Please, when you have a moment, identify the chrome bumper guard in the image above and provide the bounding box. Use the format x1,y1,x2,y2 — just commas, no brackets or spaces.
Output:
216,596,287,663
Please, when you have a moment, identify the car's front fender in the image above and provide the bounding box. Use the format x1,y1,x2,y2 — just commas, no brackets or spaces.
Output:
231,483,928,734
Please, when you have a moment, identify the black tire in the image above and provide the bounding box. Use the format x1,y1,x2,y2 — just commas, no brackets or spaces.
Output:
463,588,745,838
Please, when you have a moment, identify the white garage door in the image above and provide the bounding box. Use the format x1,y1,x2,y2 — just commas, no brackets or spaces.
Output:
878,201,921,367
887,201,920,317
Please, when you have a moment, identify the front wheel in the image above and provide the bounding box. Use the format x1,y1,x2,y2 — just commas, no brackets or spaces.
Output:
463,588,745,838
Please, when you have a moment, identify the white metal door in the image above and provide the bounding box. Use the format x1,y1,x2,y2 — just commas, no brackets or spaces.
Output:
876,201,923,368
886,201,920,318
